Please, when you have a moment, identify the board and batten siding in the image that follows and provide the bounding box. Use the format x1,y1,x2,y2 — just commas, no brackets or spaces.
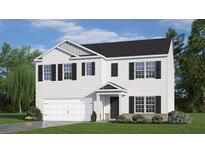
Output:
36,48,102,111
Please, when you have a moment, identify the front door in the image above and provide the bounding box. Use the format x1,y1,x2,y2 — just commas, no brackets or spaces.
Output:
110,97,119,119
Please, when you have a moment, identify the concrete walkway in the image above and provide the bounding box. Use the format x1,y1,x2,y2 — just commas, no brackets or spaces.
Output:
0,121,80,134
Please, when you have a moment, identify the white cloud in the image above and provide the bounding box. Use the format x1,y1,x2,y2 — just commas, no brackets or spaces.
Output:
160,19,194,31
31,20,83,33
31,19,147,44
61,28,147,44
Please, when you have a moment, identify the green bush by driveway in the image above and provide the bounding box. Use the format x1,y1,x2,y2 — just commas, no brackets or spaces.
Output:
16,113,205,134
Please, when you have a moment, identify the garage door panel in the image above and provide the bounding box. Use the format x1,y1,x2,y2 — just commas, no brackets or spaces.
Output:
43,98,93,121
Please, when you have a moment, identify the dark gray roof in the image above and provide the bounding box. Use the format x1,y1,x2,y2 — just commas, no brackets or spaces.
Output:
99,82,127,90
83,38,171,57
100,84,117,90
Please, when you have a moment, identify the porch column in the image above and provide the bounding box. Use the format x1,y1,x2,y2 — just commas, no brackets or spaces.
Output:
119,93,123,115
96,93,101,120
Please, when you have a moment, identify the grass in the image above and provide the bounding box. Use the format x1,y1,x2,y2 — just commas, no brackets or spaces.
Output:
0,113,26,124
16,113,205,134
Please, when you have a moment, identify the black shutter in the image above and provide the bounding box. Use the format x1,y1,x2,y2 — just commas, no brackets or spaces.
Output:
72,63,77,80
51,64,56,81
58,64,62,81
82,63,85,76
38,65,43,81
129,62,134,80
92,62,95,75
155,96,161,113
129,96,134,113
111,63,118,77
156,61,161,79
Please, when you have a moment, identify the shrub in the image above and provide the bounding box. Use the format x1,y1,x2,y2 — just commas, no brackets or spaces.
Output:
168,111,192,124
152,115,163,124
132,114,145,123
91,111,97,122
116,115,127,121
26,106,42,121
115,115,131,123
25,116,33,120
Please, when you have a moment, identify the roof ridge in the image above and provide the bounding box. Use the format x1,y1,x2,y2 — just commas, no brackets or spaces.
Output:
82,37,169,46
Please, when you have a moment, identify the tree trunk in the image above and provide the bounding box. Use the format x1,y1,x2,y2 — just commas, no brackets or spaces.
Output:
18,98,22,113
203,92,205,105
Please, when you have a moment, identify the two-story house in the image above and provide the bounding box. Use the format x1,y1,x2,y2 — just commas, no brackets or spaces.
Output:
34,38,174,121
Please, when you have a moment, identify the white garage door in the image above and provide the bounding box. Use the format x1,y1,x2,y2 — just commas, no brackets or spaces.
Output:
43,98,93,121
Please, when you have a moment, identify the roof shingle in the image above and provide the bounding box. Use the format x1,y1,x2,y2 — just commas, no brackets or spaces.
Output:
83,38,171,57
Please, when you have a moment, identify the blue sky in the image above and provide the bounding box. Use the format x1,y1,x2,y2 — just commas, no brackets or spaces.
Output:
0,19,193,52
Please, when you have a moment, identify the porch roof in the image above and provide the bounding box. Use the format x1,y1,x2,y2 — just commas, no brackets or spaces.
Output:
96,82,127,93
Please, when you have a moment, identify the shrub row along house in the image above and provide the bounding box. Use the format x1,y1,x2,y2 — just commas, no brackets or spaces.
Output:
34,38,174,121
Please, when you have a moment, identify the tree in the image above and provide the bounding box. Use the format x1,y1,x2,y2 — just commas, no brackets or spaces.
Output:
166,28,185,61
166,28,187,108
0,42,42,113
7,46,41,70
0,42,12,68
169,20,205,112
7,64,35,112
184,19,205,111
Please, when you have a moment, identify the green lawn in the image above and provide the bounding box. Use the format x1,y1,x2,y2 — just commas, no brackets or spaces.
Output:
16,113,205,134
0,113,26,124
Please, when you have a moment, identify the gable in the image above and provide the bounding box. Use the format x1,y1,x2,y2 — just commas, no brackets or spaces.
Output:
100,84,117,90
59,41,96,56
42,48,71,63
34,39,103,62
98,82,127,92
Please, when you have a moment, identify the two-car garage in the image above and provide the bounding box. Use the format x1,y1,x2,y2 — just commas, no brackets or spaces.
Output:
43,98,93,121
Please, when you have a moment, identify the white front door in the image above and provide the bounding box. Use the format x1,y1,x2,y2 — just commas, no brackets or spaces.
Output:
43,98,93,121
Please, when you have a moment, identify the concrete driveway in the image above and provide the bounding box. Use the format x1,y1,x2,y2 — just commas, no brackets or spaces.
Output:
0,121,80,134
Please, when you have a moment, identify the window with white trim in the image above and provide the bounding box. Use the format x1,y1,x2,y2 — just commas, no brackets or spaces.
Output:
64,64,72,80
135,62,144,78
134,96,156,113
135,97,144,113
44,65,51,80
146,96,156,113
86,62,92,76
146,62,156,78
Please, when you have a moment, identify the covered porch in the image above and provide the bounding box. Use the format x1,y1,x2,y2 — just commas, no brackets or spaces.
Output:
95,82,127,121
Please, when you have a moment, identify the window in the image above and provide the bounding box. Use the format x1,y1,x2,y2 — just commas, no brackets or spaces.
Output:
146,96,156,113
44,65,51,80
135,97,144,113
146,62,156,78
64,64,72,80
134,96,156,113
135,62,144,78
86,62,92,75
111,63,118,77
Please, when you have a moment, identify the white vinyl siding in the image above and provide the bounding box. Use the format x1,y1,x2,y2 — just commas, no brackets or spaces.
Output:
64,64,72,80
44,65,51,80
